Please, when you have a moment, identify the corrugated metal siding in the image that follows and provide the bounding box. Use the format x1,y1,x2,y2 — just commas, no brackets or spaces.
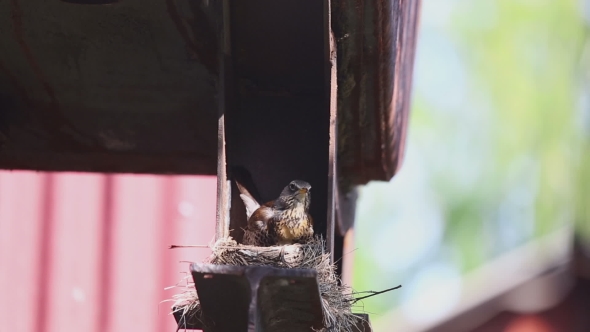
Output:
0,171,216,332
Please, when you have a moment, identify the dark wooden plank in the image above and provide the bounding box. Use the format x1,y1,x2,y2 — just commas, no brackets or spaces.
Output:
191,263,324,332
332,0,421,235
326,0,338,260
215,0,232,241
0,0,221,174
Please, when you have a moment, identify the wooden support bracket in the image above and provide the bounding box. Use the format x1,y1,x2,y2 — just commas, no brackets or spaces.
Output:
173,264,372,331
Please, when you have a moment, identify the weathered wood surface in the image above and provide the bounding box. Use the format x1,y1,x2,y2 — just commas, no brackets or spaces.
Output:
0,0,221,174
0,0,420,185
333,0,421,234
181,263,324,332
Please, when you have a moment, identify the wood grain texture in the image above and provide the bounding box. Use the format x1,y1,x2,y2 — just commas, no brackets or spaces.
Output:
332,0,421,235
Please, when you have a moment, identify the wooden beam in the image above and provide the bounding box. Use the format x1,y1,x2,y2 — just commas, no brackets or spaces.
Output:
215,0,232,241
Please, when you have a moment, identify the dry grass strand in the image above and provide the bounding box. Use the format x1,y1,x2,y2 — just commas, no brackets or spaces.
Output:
170,237,359,331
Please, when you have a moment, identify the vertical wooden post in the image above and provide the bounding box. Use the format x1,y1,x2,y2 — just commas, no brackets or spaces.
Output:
215,0,232,241
325,0,338,260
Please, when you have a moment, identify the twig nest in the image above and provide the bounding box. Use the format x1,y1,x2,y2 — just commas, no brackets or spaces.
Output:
172,237,358,331
207,238,311,267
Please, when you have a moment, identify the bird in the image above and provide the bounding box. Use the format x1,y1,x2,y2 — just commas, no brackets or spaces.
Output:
239,180,314,246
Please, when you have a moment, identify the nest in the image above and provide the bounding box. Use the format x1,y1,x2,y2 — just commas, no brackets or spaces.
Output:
171,237,360,331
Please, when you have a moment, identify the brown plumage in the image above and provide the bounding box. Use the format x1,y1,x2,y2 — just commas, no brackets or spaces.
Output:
240,180,314,246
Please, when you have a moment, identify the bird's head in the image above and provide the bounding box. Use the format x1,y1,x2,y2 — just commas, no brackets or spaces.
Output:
276,180,311,209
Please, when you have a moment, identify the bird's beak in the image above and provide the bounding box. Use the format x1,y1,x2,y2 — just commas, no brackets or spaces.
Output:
299,188,308,194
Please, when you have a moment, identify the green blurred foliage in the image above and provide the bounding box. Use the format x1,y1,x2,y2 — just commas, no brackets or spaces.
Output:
452,0,584,237
574,9,590,243
352,0,588,321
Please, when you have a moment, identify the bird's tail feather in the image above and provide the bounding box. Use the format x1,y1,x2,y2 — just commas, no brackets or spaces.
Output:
239,193,260,219
231,166,261,219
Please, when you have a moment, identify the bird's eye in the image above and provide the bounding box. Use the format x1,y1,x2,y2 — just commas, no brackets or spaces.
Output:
289,183,297,191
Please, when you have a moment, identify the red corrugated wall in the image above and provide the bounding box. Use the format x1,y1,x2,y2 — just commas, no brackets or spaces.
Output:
0,171,216,332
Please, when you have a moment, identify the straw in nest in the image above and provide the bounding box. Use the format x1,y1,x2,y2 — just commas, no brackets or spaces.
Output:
170,236,362,331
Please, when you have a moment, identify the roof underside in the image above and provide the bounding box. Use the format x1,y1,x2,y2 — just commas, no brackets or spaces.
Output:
0,0,419,181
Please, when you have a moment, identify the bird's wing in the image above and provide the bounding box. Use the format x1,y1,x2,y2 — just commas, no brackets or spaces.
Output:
248,206,274,230
240,194,260,219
